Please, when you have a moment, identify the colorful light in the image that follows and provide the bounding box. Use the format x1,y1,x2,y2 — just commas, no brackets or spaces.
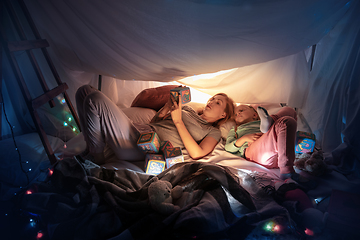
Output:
263,220,282,233
68,117,72,122
36,231,43,239
26,190,33,195
63,122,68,126
48,168,53,176
273,225,281,232
305,228,314,236
61,99,66,104
29,218,36,227
264,221,275,231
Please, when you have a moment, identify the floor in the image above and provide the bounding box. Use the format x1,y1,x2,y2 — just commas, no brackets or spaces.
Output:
0,199,50,240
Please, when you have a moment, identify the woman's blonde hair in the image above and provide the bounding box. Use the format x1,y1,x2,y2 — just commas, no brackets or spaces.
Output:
206,93,235,128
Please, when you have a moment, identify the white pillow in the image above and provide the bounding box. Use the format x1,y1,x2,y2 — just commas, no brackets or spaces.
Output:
219,120,236,140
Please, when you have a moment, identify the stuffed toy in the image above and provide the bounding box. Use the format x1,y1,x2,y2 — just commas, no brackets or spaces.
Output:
148,177,183,215
294,150,328,176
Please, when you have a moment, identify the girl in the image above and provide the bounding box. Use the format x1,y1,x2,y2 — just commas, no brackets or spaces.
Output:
225,105,316,188
76,85,235,165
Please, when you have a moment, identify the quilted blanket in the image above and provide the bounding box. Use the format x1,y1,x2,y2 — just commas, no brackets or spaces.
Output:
18,158,291,240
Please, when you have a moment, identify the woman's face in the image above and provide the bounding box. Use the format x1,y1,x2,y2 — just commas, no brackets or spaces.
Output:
234,105,258,125
202,95,227,122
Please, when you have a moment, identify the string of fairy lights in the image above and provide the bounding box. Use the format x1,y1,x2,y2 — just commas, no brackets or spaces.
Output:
1,94,79,239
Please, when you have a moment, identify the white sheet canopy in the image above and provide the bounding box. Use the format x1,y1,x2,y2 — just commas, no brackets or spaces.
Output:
1,0,359,176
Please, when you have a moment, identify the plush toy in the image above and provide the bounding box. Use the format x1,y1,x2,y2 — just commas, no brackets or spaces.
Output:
148,177,183,215
294,150,328,176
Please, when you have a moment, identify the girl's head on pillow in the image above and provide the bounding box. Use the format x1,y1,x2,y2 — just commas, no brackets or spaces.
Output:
234,104,259,125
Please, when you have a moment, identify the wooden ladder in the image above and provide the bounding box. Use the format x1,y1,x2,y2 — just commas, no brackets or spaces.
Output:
0,0,81,164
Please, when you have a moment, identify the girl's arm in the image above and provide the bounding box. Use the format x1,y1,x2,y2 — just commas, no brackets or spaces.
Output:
171,95,218,159
235,133,262,147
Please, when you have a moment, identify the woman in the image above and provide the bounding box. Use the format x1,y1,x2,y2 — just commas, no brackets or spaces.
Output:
76,85,235,165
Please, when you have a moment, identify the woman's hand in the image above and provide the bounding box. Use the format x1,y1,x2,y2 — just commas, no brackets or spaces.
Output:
170,93,182,124
150,92,174,123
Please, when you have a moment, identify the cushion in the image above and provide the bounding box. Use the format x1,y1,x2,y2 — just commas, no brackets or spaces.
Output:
131,85,178,111
219,120,236,140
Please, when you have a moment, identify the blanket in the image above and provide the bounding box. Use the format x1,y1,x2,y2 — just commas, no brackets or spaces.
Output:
18,158,298,240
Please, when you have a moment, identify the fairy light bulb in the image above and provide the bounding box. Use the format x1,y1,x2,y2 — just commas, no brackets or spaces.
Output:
26,190,32,194
63,122,68,126
305,228,314,236
37,231,43,239
273,225,280,232
68,117,72,122
29,218,36,227
72,127,76,132
61,99,66,104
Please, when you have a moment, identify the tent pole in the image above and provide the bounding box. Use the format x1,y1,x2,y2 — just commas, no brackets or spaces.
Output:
98,74,102,91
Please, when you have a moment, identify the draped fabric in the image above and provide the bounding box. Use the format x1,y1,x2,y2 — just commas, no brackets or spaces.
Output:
1,0,359,175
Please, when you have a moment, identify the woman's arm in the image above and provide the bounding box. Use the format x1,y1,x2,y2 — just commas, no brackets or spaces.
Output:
171,95,218,159
150,99,172,123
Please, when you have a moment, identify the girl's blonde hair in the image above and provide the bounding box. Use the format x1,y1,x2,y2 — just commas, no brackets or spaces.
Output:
247,105,260,121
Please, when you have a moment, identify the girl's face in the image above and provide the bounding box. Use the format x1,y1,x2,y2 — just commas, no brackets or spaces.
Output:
234,105,258,125
202,95,227,122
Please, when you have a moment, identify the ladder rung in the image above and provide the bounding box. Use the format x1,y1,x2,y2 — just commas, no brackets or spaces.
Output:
31,83,69,110
8,39,49,52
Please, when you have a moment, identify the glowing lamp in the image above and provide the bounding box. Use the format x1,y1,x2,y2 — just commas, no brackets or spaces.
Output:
61,99,66,104
26,190,32,194
68,117,72,122
63,122,68,126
